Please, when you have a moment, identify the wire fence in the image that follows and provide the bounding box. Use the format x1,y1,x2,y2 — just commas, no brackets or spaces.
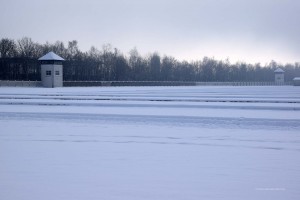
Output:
0,80,294,87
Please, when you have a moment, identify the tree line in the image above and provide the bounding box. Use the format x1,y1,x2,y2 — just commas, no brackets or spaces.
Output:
1,37,300,82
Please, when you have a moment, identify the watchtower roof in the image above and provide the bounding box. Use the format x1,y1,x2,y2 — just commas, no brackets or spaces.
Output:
38,52,65,61
274,68,284,73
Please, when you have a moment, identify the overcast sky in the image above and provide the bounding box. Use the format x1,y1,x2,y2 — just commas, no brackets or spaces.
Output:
1,0,299,64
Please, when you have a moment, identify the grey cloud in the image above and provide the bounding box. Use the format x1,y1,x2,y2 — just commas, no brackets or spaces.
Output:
0,0,299,63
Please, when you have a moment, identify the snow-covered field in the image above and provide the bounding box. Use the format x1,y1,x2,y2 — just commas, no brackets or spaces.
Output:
1,86,300,200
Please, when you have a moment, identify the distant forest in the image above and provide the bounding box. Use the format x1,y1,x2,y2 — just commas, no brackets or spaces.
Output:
1,37,300,82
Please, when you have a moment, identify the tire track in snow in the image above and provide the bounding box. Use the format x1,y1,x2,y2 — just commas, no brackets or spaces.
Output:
1,111,299,130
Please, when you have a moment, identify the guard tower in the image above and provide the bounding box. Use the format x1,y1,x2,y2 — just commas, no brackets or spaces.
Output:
274,68,284,84
38,52,64,88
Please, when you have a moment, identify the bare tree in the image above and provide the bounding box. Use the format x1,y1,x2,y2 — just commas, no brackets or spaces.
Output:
0,38,17,58
1,36,300,82
149,52,161,80
67,40,79,59
17,37,37,58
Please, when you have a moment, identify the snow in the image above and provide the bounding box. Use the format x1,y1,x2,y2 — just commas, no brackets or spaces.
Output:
38,51,65,61
1,86,300,200
274,68,284,73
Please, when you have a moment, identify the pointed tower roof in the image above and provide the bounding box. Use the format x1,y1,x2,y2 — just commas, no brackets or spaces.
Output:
274,68,284,73
38,52,65,61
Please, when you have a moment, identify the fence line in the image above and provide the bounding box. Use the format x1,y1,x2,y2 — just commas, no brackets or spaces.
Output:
63,81,293,86
0,80,42,87
195,82,291,86
63,81,196,87
0,80,293,87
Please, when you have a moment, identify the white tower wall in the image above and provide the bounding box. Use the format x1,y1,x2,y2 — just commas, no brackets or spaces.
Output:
275,73,284,84
41,64,63,88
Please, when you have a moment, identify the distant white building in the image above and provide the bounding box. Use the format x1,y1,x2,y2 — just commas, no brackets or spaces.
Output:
38,52,64,88
274,68,284,84
293,77,300,86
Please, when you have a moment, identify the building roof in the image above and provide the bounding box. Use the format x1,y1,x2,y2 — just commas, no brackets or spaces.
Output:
274,68,284,73
38,52,65,61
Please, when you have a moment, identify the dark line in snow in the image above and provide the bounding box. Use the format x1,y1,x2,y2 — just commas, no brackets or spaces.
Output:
1,112,299,131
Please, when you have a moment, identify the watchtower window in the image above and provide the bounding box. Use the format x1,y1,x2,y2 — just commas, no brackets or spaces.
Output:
55,71,60,76
41,60,63,65
46,71,51,76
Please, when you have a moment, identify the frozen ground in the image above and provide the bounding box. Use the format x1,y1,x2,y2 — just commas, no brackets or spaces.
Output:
0,86,300,200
